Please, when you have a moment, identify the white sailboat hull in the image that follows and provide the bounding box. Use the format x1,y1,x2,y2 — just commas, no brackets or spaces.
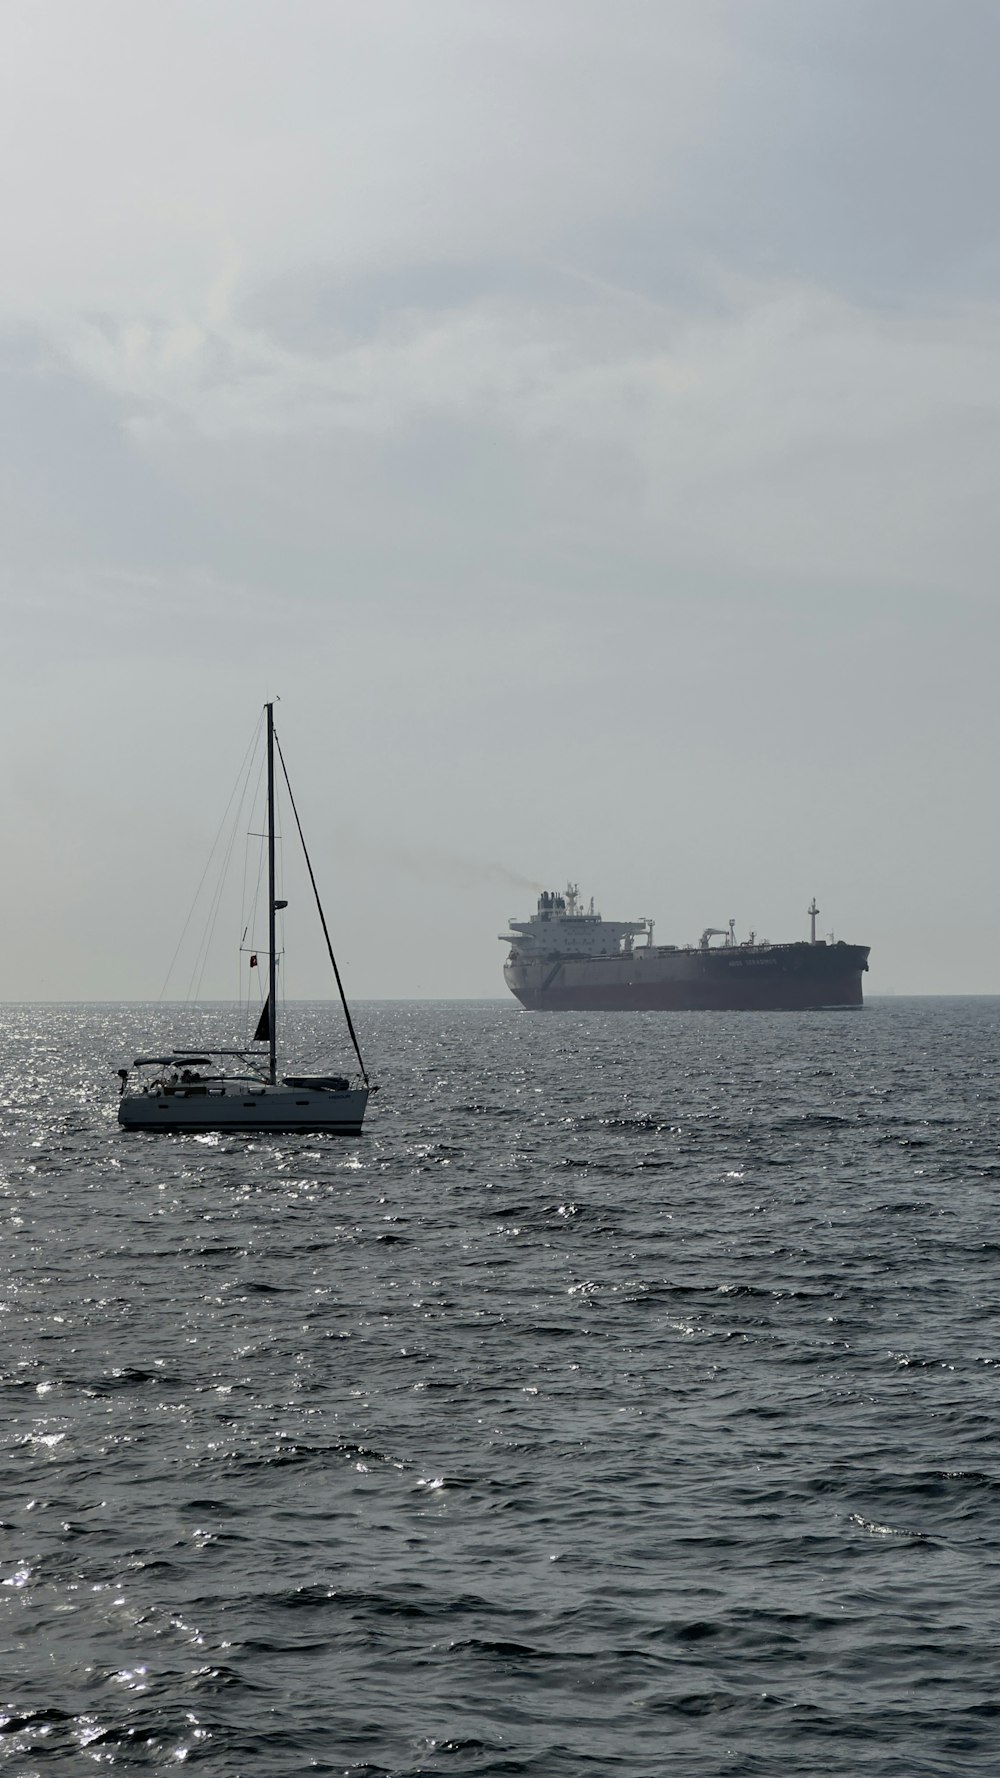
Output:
118,1084,369,1134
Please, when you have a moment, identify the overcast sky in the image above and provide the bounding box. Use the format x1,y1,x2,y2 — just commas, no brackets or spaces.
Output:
2,0,998,999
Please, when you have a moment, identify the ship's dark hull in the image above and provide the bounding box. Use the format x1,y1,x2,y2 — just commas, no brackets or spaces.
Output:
505,942,869,1012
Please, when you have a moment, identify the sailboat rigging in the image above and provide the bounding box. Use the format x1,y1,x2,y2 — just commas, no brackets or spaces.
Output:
117,702,373,1134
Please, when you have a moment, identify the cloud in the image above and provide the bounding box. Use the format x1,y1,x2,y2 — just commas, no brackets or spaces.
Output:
3,0,1000,994
7,0,1000,611
0,1,732,325
32,261,1000,607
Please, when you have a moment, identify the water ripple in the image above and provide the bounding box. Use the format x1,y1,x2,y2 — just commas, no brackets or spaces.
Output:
1,998,999,1774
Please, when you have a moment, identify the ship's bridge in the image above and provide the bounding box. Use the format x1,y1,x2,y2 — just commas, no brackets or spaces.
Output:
500,883,648,959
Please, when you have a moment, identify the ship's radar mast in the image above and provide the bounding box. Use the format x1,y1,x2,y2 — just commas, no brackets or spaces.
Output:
808,898,819,944
564,883,580,916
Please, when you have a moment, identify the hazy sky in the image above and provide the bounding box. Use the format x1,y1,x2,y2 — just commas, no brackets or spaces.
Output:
3,0,999,999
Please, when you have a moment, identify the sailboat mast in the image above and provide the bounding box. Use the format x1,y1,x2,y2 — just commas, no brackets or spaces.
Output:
266,701,278,1086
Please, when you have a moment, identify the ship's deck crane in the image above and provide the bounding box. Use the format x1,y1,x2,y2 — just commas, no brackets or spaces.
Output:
700,926,730,950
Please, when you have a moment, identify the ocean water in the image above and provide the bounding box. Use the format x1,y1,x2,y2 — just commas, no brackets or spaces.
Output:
2,996,1000,1776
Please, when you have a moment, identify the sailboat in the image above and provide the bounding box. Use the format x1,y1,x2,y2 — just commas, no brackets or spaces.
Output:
117,702,372,1134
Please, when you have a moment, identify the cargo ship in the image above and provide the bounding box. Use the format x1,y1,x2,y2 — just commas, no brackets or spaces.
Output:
500,886,869,1011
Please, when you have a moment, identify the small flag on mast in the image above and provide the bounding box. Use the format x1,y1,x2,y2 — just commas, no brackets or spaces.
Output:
249,954,258,968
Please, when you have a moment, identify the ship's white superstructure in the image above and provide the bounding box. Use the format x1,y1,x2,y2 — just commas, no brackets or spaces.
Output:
501,883,648,961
